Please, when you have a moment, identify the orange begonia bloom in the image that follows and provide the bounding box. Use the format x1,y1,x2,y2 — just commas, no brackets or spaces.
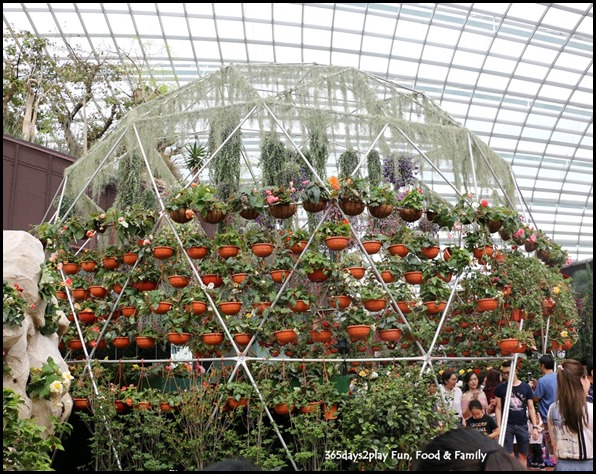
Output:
329,176,340,190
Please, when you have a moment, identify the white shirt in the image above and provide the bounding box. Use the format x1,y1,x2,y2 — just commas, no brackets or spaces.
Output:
547,401,593,460
440,385,463,420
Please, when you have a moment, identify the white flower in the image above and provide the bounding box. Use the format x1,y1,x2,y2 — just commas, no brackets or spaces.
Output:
50,380,64,394
370,371,378,379
62,371,74,382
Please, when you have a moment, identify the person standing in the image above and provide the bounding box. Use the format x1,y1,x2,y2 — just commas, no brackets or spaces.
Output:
495,360,540,465
439,369,463,425
461,371,489,423
534,354,558,467
466,399,500,440
483,368,501,417
547,359,593,471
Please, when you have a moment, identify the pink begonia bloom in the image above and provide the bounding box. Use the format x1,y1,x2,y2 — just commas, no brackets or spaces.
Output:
265,189,272,195
49,252,58,262
57,262,63,270
196,365,206,375
291,187,296,193
529,234,537,243
513,228,524,238
143,239,151,246
253,188,258,193
566,258,573,265
447,233,453,240
302,180,309,185
266,195,277,204
480,200,489,207
118,216,125,222
454,224,462,231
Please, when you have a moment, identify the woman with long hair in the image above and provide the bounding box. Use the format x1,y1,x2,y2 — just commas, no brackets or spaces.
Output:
547,359,593,471
482,368,501,417
461,371,489,423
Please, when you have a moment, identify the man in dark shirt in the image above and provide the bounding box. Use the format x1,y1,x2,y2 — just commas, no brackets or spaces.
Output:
466,399,500,440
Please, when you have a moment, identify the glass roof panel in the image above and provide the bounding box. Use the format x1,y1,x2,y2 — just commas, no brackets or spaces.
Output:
2,2,592,261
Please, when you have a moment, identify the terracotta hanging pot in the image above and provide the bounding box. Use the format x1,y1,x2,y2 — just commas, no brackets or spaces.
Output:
498,338,521,353
233,333,252,346
62,262,80,275
80,261,96,272
135,336,156,349
363,299,387,312
112,336,131,349
423,301,447,314
306,268,329,282
251,243,275,258
88,285,108,298
153,246,175,260
346,324,371,341
78,310,96,324
120,306,138,318
274,329,298,345
476,298,499,312
325,236,350,251
67,340,84,351
289,300,310,312
346,266,366,279
72,397,92,410
217,245,240,259
397,301,415,314
388,244,409,257
122,252,138,266
420,246,440,259
299,401,322,414
379,328,402,342
186,246,209,259
167,332,192,345
218,301,242,315
203,333,224,346
168,275,191,288
72,288,88,300
134,280,158,291
329,295,351,310
185,301,207,315
404,271,423,285
362,240,382,255
273,402,295,416
151,301,173,314
473,246,494,260
231,273,249,284
200,274,223,287
288,240,307,254
102,257,120,270
309,329,333,343
270,269,291,283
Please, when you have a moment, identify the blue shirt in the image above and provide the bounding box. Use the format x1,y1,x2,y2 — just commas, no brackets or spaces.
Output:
534,372,557,420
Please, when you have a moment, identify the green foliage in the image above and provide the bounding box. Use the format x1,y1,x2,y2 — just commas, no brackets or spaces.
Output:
260,131,288,187
338,149,360,178
26,357,71,401
208,114,241,200
3,388,72,471
367,149,382,187
341,368,456,470
398,187,425,210
3,280,27,327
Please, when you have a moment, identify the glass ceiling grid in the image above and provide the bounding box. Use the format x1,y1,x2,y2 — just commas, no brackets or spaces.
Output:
2,3,592,260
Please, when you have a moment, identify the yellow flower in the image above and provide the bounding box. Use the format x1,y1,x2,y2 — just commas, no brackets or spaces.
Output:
560,330,568,338
553,287,560,294
50,380,64,394
359,370,367,377
467,368,473,372
246,312,252,319
438,370,444,375
458,369,465,375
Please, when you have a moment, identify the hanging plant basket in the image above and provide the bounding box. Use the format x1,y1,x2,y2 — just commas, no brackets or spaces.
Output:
306,268,330,282
153,246,175,260
270,269,291,283
362,240,382,254
186,246,208,259
252,301,272,314
476,298,499,312
185,301,207,315
167,332,192,345
288,240,307,254
379,328,402,342
499,229,512,241
102,257,120,270
112,336,131,349
72,288,88,300
203,333,224,346
274,402,295,416
169,208,194,224
399,208,423,222
239,207,260,220
120,306,138,318
80,261,96,272
168,275,191,289
217,245,240,259
473,245,494,260
231,273,249,284
289,300,310,312
268,203,297,219
498,338,521,353
122,252,138,266
346,266,366,279
338,198,365,216
309,329,333,343
346,324,371,341
88,285,108,298
524,241,539,253
67,340,84,351
151,301,173,314
363,298,387,312
487,219,503,233
420,246,440,259
423,301,447,314
404,271,423,285
78,310,96,324
134,280,158,292
274,329,298,345
200,274,223,287
368,203,394,219
303,200,327,213
201,209,227,224
62,262,80,275
329,295,352,310
397,300,416,314
72,397,92,411
251,243,274,258
135,336,156,349
233,333,252,346
325,236,350,251
218,301,242,315
388,244,409,257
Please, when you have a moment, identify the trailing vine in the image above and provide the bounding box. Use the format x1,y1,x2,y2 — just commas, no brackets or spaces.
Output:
338,150,360,178
207,111,242,200
260,131,287,186
366,149,382,186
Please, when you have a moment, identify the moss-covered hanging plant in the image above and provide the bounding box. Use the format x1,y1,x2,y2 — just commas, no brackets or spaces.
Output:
207,111,241,200
367,149,382,187
338,149,359,178
260,131,287,186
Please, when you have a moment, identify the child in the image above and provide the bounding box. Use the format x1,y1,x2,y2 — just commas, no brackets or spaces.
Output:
465,399,499,440
528,413,545,469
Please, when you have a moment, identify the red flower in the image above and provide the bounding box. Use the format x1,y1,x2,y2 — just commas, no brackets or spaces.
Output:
480,200,489,207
